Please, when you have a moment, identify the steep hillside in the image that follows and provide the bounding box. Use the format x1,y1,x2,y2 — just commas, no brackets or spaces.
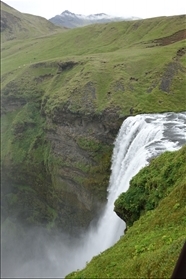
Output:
0,1,64,42
1,11,186,235
67,146,186,278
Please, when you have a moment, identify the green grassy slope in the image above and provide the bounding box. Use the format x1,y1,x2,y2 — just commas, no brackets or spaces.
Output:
114,146,186,226
1,1,65,42
2,15,186,116
66,146,186,279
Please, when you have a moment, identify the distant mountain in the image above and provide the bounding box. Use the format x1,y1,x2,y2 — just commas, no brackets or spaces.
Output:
49,10,139,28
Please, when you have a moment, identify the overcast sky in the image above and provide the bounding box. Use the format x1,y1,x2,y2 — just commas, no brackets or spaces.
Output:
3,0,186,19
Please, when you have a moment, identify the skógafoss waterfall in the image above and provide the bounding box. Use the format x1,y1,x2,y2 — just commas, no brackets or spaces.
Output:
2,112,186,278
61,112,186,277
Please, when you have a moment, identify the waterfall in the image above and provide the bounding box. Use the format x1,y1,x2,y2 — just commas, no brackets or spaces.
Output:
89,112,186,251
79,112,186,258
59,111,186,276
2,112,186,278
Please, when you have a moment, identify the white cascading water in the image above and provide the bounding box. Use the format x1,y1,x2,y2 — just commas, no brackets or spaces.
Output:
58,111,186,277
86,111,186,252
2,112,186,278
65,112,186,270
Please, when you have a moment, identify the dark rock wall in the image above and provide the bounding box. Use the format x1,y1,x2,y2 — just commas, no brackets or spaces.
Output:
1,101,124,235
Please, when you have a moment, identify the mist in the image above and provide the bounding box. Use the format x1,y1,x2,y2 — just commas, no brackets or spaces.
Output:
1,221,96,278
1,206,111,278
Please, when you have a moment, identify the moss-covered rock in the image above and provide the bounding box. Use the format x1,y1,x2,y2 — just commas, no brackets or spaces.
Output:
114,145,186,226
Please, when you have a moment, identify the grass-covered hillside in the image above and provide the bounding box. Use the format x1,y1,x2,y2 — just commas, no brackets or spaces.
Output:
1,1,65,41
2,15,186,114
67,145,186,278
1,4,186,234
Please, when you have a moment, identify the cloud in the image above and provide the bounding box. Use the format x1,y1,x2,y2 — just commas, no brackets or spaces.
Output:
3,0,186,19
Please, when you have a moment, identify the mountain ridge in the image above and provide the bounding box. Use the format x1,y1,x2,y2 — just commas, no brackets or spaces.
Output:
49,9,139,29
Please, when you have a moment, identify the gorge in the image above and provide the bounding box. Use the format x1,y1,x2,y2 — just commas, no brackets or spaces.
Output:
2,112,186,278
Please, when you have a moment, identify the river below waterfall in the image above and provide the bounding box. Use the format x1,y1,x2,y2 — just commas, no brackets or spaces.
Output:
2,112,186,278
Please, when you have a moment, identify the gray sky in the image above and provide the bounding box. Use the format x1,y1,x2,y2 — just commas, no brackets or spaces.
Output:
3,0,186,19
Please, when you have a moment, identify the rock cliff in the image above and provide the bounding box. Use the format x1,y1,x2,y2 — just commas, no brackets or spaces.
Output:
1,65,124,234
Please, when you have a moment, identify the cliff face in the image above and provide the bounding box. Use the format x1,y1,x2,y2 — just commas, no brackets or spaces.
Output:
43,107,123,233
1,83,123,234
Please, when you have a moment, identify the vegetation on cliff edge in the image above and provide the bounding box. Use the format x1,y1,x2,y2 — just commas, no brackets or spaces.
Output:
114,145,186,226
66,146,186,278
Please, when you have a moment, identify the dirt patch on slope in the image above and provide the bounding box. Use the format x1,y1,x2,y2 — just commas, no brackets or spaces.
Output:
159,62,182,93
153,29,186,46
